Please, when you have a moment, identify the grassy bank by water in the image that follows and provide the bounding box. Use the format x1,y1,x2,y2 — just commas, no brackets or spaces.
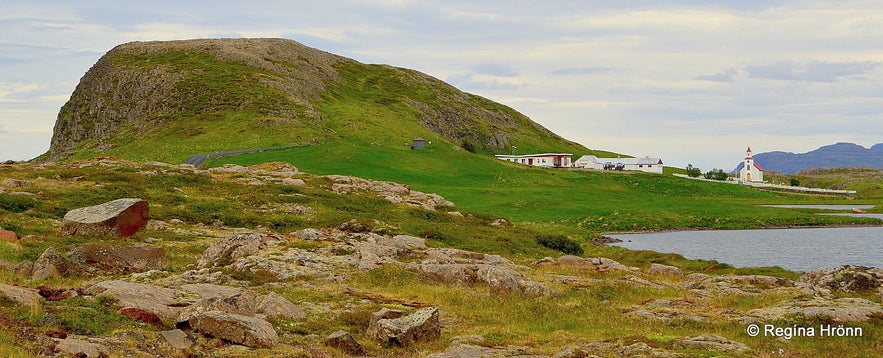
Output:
209,141,880,239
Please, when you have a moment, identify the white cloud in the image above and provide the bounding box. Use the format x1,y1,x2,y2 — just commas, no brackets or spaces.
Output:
0,0,881,166
0,82,40,102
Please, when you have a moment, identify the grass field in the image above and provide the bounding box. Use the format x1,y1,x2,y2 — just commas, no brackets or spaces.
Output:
210,140,880,239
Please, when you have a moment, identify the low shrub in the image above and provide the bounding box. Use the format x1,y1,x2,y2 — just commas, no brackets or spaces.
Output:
536,234,584,255
0,194,36,213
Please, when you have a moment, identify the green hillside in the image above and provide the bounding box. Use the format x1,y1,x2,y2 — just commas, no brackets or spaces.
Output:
42,38,881,238
45,38,598,163
211,141,879,238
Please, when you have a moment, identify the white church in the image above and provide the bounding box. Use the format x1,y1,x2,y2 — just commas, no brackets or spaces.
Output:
738,146,764,183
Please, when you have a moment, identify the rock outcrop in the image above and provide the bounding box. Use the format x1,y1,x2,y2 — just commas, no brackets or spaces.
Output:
325,175,455,210
368,307,441,346
30,244,165,279
745,297,883,323
0,226,18,242
324,330,365,356
0,284,42,306
189,310,279,348
797,265,883,298
61,198,149,237
85,280,183,321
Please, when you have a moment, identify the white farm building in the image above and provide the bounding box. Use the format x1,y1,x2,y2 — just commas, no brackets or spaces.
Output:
495,153,572,168
574,155,664,174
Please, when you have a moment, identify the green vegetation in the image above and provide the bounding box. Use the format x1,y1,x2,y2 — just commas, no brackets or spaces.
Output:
211,142,879,239
54,42,608,164
536,234,584,256
15,39,883,356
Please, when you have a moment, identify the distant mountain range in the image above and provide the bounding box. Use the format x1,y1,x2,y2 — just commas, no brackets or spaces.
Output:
744,142,883,174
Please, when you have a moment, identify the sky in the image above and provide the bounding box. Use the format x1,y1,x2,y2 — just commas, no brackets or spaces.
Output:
2,0,882,170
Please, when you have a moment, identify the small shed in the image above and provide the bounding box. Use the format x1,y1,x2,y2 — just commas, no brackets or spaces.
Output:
412,137,426,150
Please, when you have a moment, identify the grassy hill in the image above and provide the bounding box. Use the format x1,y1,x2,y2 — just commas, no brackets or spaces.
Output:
45,38,601,163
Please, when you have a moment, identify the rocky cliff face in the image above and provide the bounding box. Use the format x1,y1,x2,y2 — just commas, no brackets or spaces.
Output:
47,38,572,162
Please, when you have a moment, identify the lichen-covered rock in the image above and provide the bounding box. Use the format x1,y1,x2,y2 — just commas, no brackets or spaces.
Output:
555,255,631,272
648,263,683,276
178,285,305,322
156,329,194,354
324,330,364,356
797,265,882,298
31,247,70,280
0,227,19,242
676,335,750,354
0,178,31,188
324,175,455,210
687,274,793,297
744,297,883,323
426,344,537,358
368,307,440,346
55,338,110,357
0,284,42,306
66,243,166,275
196,233,283,269
61,198,149,237
189,310,278,348
85,280,183,321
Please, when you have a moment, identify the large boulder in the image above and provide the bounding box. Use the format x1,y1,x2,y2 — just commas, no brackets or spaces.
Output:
324,330,365,356
0,284,42,306
0,227,19,242
55,338,110,357
31,247,70,280
156,329,195,355
31,244,165,278
84,280,183,321
189,310,278,348
368,307,440,346
67,243,166,275
61,198,149,237
648,263,683,276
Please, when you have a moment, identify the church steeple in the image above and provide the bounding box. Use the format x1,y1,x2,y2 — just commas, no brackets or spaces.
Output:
740,145,763,183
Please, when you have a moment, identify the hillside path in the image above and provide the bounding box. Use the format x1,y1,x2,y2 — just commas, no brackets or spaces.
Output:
184,146,294,167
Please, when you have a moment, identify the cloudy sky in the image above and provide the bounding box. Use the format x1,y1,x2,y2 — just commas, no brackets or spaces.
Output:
2,0,882,170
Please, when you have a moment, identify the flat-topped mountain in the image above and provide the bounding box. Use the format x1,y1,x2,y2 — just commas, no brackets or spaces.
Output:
46,38,590,163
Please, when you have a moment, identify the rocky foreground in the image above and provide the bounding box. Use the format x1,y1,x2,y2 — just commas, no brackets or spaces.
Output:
0,159,881,357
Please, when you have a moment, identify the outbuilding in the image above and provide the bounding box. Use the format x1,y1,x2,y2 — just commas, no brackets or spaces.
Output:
412,137,426,150
495,153,572,168
573,155,664,174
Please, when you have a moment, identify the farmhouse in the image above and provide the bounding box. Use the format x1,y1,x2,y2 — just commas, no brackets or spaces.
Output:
736,146,764,183
573,155,664,174
495,153,572,168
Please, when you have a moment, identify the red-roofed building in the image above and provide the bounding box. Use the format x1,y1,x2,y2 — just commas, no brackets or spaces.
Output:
738,146,764,183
